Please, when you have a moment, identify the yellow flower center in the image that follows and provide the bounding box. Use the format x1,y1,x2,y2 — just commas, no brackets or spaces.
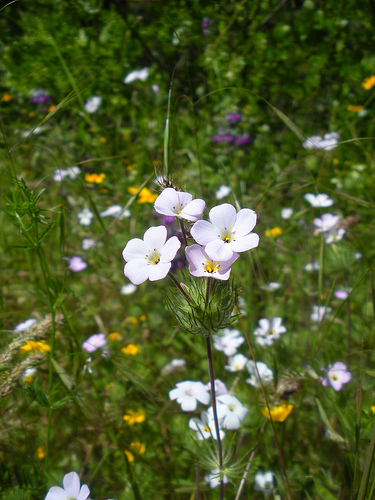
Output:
145,248,160,265
221,227,234,243
203,259,220,274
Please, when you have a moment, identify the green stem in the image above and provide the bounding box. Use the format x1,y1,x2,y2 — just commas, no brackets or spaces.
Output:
357,419,375,500
205,336,224,500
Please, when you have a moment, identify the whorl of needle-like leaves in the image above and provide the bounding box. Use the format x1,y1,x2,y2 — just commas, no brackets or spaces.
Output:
164,273,237,337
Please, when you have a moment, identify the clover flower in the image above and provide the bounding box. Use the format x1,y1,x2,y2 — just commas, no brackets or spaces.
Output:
304,193,334,207
124,68,149,84
185,244,239,280
253,318,287,347
189,411,225,440
77,208,94,226
246,361,274,387
122,226,181,285
254,471,275,494
82,333,106,353
154,187,206,222
224,353,249,372
215,394,249,430
204,469,229,488
212,328,245,356
191,203,259,261
321,362,352,391
169,380,210,412
44,471,89,500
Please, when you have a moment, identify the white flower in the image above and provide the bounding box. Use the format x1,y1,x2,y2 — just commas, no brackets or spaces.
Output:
152,84,160,95
321,362,352,391
66,166,81,179
204,468,229,488
281,207,294,219
53,168,67,182
120,283,137,295
261,282,282,291
204,379,228,396
185,244,239,281
310,305,332,323
325,227,346,244
224,354,249,372
77,208,94,226
100,205,131,219
124,67,150,84
191,203,259,262
212,328,245,356
84,95,102,113
304,261,320,272
22,367,37,380
122,226,181,285
215,394,249,430
254,471,275,494
302,132,339,151
14,318,37,332
246,361,274,387
215,185,232,200
82,238,96,251
169,380,210,411
154,187,206,222
304,193,334,208
189,411,225,440
313,213,340,233
161,358,186,375
44,471,90,500
253,318,287,347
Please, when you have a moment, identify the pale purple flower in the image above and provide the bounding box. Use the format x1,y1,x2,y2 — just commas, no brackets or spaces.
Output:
82,333,106,353
122,226,181,285
325,227,346,244
281,207,294,219
235,133,252,146
44,471,90,500
321,362,352,391
334,289,349,300
154,188,205,222
152,84,160,95
14,318,37,332
204,379,228,396
246,361,274,387
215,185,232,200
224,354,249,372
82,238,96,251
161,358,186,376
254,471,275,494
253,317,287,347
191,203,259,261
212,328,245,356
304,193,334,208
67,256,88,272
185,244,238,280
204,469,229,488
66,166,81,179
124,68,149,84
84,95,102,113
310,305,332,323
169,380,210,411
77,208,94,226
302,132,339,151
215,394,249,430
313,213,340,233
226,113,242,124
31,88,51,104
189,411,225,440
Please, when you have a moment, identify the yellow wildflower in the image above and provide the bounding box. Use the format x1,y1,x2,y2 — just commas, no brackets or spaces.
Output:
100,137,107,143
1,94,12,102
124,450,134,462
85,172,106,184
261,403,293,422
20,341,50,354
121,344,139,356
48,105,56,112
265,227,282,238
108,332,121,341
371,406,375,414
128,186,158,204
130,441,146,454
123,409,146,425
28,111,35,117
347,105,364,113
362,75,375,90
37,447,46,459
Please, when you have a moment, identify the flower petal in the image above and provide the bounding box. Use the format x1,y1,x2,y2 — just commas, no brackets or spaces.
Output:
122,238,147,262
45,487,67,500
180,199,206,221
204,240,234,261
124,260,150,285
143,226,167,249
231,233,259,252
63,472,80,497
148,262,171,281
233,209,257,236
78,484,90,500
209,203,237,229
159,236,181,263
191,220,220,245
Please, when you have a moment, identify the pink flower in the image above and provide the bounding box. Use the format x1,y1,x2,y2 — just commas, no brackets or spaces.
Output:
82,333,106,353
67,256,88,272
185,244,238,280
122,226,181,285
191,203,259,261
321,362,352,391
154,187,206,222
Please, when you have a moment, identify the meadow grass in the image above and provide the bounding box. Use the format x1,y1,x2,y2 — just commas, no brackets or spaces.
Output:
1,1,375,498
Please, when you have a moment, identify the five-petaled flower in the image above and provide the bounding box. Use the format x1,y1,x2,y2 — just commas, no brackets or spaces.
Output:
185,244,239,280
154,187,206,222
169,380,210,411
212,328,245,356
44,471,90,500
321,362,352,391
253,317,287,347
122,226,181,285
82,333,106,353
189,411,225,440
215,394,249,430
191,203,259,261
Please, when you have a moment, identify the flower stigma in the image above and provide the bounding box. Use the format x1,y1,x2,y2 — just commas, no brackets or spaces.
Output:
203,259,221,274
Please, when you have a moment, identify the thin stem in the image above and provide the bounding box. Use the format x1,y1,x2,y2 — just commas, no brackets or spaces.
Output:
178,218,188,247
168,273,193,305
205,336,224,499
357,419,375,500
